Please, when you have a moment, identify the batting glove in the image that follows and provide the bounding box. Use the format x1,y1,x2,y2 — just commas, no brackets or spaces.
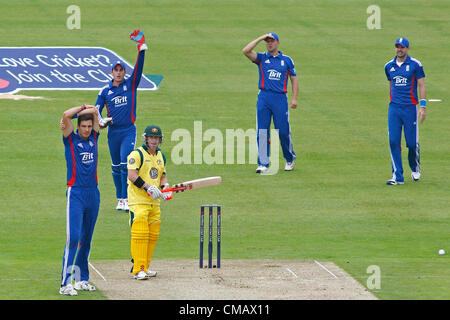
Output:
161,191,173,201
161,183,173,200
99,117,113,128
129,29,148,51
145,185,162,200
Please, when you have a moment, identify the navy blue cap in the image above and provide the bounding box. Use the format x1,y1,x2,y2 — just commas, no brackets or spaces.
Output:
395,37,409,48
265,32,279,41
111,60,126,71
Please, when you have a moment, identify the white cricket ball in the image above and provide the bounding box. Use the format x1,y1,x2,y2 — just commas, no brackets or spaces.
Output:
438,249,445,255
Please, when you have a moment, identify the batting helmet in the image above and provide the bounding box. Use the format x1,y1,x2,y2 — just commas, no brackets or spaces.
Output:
142,125,163,144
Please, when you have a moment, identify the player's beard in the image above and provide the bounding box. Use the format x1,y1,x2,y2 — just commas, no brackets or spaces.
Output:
396,48,407,59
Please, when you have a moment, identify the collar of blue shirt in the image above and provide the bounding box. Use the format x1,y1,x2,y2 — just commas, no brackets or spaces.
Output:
267,51,283,58
109,79,125,89
393,55,411,65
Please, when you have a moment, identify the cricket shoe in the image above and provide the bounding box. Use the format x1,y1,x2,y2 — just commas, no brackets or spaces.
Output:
123,199,129,211
256,166,268,174
284,161,295,171
74,281,96,291
146,270,157,278
386,175,404,185
116,199,124,211
133,271,148,280
411,171,421,181
59,284,78,296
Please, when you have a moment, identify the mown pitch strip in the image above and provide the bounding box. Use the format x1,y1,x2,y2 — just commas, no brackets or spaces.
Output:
89,259,377,300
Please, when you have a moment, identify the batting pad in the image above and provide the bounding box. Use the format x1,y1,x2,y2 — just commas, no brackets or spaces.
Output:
147,220,161,268
131,218,150,274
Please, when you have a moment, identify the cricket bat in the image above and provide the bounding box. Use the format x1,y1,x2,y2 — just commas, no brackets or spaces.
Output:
161,176,222,199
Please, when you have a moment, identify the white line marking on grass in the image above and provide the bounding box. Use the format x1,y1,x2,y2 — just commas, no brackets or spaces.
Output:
286,267,298,278
314,260,338,279
89,262,107,281
428,99,441,102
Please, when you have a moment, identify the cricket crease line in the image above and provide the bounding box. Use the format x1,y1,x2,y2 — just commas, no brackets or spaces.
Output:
314,260,338,279
286,267,298,278
89,262,107,282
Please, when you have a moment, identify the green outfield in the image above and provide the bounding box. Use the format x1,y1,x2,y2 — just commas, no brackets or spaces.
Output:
0,0,449,300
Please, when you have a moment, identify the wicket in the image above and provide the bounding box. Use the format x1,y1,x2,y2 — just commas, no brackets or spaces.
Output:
200,204,221,268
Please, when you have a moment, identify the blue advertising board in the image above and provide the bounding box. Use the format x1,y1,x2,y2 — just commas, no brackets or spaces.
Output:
0,47,157,94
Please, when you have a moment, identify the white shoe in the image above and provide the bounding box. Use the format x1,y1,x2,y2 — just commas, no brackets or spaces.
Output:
74,281,96,291
146,270,157,278
123,199,129,211
256,166,268,173
386,175,404,185
59,284,78,296
133,270,148,280
411,171,421,181
116,199,124,210
284,161,295,171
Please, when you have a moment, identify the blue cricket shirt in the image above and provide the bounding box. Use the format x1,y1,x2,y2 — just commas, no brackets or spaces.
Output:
253,51,296,93
384,55,425,105
95,50,145,128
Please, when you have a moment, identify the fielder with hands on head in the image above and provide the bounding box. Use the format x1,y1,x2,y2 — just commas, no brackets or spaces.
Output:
242,33,298,173
59,104,100,296
126,125,172,280
95,29,148,212
384,37,426,185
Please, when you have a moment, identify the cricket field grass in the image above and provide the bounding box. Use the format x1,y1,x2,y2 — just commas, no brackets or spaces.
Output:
0,0,448,300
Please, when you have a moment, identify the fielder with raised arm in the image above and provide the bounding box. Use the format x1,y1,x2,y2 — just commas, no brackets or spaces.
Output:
95,29,148,211
59,105,100,296
242,33,298,173
384,37,426,185
126,125,172,280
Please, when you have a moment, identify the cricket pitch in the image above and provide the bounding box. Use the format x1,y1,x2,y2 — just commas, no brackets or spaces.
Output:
89,259,377,300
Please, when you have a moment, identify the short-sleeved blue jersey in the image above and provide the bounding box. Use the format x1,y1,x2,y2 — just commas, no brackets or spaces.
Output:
95,50,145,129
384,55,425,105
63,130,99,188
253,51,296,94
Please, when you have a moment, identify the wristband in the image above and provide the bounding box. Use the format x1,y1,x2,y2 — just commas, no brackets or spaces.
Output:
419,99,426,108
80,104,87,111
134,176,145,189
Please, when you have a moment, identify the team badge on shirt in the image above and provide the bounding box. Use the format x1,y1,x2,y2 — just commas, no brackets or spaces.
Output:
150,167,158,179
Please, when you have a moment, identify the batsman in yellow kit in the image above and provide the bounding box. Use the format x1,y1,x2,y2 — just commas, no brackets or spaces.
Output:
127,125,172,280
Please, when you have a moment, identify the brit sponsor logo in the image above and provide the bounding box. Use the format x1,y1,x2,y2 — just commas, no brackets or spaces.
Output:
267,69,281,80
80,152,94,164
111,95,127,107
393,75,407,86
0,47,157,94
